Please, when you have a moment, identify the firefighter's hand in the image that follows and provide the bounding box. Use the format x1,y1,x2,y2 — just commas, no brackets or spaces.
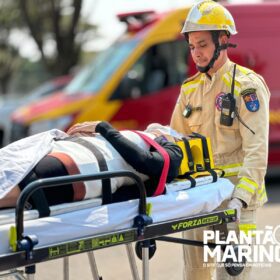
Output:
67,121,102,136
227,198,243,223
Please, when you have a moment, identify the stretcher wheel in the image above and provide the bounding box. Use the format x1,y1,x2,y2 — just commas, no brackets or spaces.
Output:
224,245,246,276
135,239,157,260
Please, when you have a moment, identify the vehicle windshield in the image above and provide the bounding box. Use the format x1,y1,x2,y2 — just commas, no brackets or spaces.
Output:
65,39,139,95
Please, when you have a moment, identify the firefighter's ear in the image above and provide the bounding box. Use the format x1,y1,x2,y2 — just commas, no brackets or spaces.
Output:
219,31,229,44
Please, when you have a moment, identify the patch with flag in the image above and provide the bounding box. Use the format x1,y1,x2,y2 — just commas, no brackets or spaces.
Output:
241,88,259,112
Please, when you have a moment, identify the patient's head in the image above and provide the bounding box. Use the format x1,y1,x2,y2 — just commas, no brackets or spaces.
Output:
144,123,183,142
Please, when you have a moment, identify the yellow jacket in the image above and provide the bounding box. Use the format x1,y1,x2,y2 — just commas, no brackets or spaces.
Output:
170,59,270,209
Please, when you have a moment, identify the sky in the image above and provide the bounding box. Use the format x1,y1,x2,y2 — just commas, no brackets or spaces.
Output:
16,0,262,60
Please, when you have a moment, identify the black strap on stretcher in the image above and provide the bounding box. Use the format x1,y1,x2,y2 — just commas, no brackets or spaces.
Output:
177,138,196,188
32,136,112,217
191,133,211,169
30,189,50,218
67,136,112,204
182,137,195,173
177,133,220,186
191,132,218,182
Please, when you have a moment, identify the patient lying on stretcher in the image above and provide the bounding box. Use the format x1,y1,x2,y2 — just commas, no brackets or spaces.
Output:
0,121,183,209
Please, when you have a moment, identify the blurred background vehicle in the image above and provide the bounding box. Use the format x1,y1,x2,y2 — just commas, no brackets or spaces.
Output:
9,2,280,169
0,75,72,147
10,9,190,138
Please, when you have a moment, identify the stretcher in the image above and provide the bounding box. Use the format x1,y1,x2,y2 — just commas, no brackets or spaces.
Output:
0,170,241,280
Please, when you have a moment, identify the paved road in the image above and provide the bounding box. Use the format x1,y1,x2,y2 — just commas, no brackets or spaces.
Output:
31,178,280,279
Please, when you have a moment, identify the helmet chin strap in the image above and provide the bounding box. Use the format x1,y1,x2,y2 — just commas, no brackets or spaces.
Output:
196,46,221,73
196,31,237,74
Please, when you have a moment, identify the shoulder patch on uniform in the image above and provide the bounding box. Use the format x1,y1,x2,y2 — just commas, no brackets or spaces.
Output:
241,88,259,112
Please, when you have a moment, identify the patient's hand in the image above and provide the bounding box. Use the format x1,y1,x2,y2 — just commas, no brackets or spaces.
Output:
67,121,101,136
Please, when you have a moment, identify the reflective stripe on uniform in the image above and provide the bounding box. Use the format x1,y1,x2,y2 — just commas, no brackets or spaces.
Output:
242,177,258,188
239,223,257,236
215,163,242,177
237,183,254,194
236,65,253,75
258,183,267,203
183,87,196,95
182,79,203,95
236,177,258,195
222,72,241,96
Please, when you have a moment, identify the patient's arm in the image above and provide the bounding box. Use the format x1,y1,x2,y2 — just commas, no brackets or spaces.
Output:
95,122,183,182
0,186,20,208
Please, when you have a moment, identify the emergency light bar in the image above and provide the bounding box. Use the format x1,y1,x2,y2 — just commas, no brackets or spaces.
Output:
117,10,157,32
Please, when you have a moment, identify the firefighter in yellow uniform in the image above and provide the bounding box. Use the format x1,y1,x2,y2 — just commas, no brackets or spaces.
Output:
170,1,270,279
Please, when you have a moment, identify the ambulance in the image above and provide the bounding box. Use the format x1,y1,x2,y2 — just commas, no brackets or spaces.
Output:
10,2,280,167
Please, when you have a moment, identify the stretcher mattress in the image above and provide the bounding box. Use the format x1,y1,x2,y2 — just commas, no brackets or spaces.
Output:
0,178,234,256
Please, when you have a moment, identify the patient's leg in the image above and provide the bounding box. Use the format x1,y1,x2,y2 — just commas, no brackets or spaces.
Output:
18,156,74,207
0,186,21,208
0,156,73,209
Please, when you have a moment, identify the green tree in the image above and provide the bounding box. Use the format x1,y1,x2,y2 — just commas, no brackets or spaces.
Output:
0,1,22,94
0,44,21,94
18,0,97,76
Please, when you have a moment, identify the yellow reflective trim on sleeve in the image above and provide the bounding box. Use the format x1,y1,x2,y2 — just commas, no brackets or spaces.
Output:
241,177,258,189
258,183,266,195
215,163,242,177
239,223,257,236
258,184,267,203
183,88,196,95
182,79,203,87
237,183,255,194
182,80,203,95
258,188,265,198
260,191,267,202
